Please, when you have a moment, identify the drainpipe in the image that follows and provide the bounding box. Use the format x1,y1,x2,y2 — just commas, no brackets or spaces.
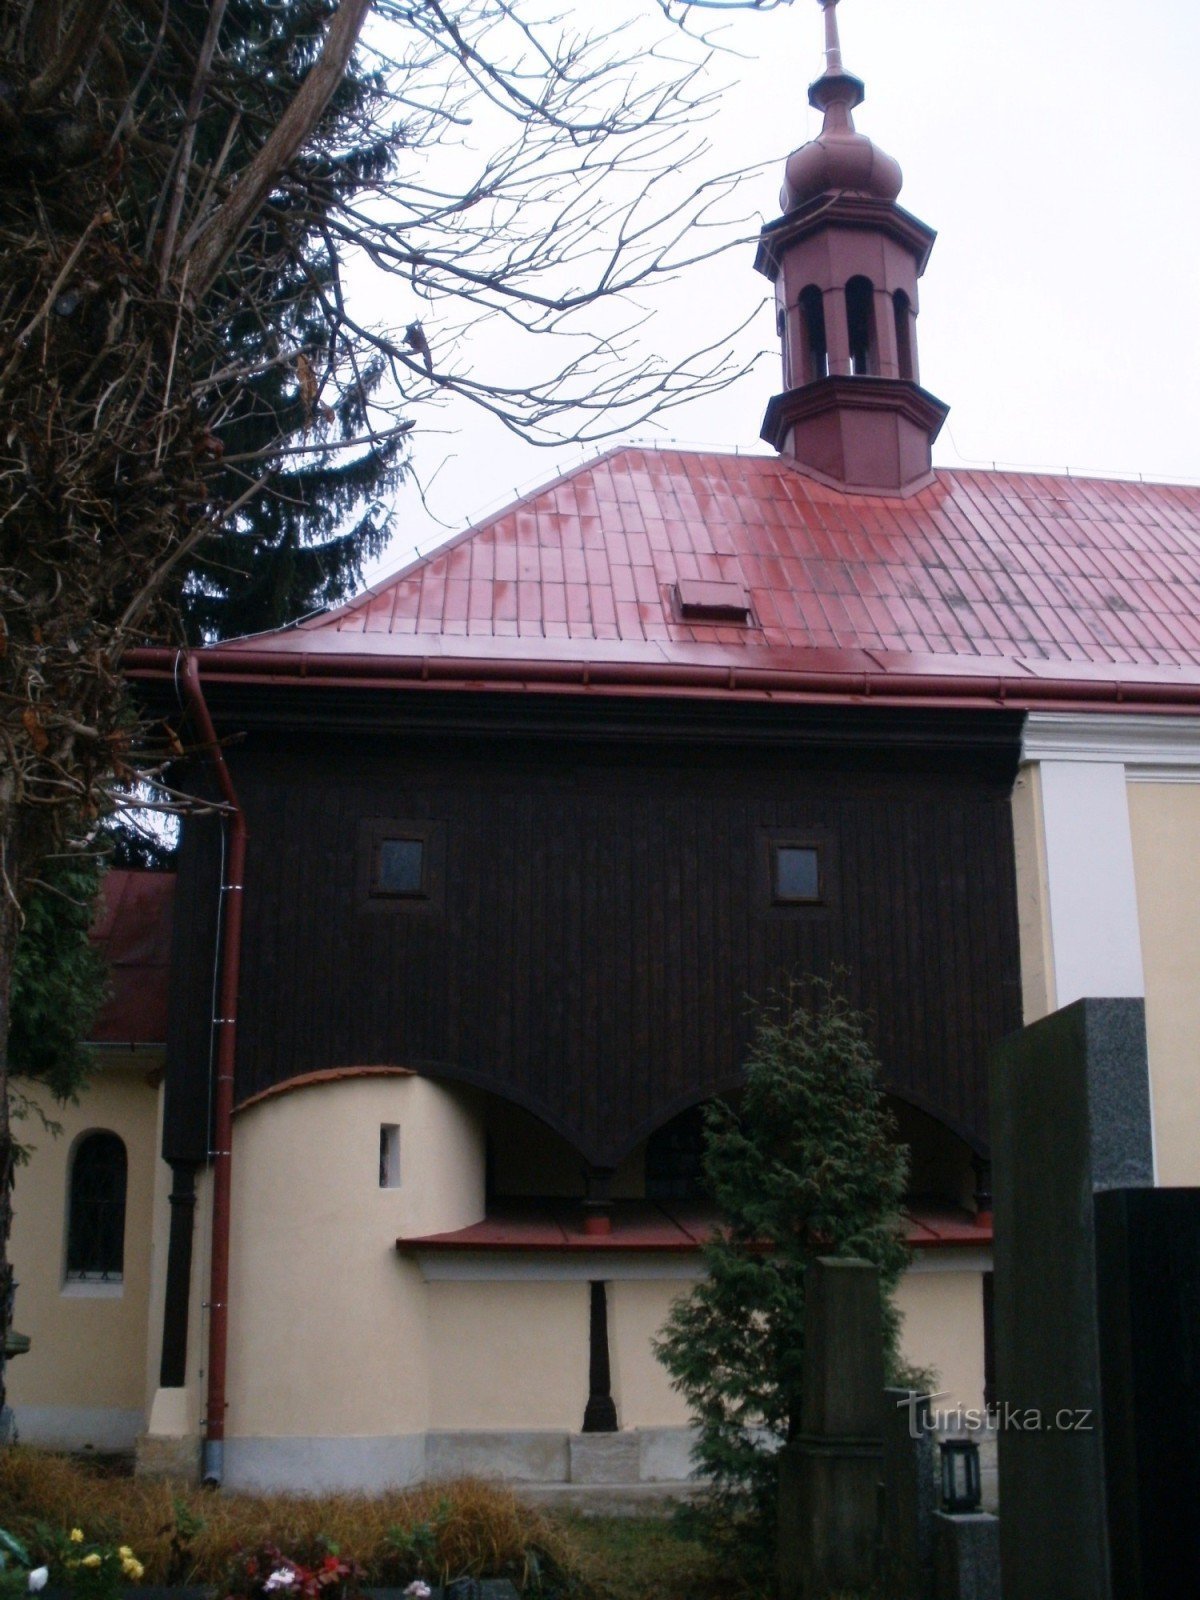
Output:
181,654,246,1486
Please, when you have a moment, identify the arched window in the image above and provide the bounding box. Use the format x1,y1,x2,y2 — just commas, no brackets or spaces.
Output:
845,276,878,376
798,286,829,383
66,1132,127,1282
893,290,914,381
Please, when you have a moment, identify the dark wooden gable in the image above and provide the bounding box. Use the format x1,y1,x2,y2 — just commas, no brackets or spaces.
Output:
163,692,1022,1166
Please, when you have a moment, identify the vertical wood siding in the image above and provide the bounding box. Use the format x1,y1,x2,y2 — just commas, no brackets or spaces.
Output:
165,727,1021,1165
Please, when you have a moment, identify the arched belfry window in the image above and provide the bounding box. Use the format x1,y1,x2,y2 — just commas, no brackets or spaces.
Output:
66,1132,127,1282
846,276,878,376
893,290,914,381
798,286,829,384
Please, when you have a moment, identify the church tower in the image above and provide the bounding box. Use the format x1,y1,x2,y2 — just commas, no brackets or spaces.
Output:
757,0,948,494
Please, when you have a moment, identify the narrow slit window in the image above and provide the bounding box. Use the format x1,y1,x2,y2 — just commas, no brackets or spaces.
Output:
773,844,821,904
66,1132,127,1282
375,837,425,897
379,1124,401,1188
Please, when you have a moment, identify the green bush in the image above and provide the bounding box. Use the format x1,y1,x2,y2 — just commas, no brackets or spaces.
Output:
654,980,910,1574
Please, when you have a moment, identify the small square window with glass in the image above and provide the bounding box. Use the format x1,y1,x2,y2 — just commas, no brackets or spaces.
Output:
772,843,822,905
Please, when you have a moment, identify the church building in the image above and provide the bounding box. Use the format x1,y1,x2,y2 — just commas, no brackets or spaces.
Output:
9,0,1200,1498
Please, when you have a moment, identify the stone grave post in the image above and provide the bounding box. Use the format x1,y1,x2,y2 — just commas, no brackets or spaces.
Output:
777,1257,884,1599
990,996,1153,1600
880,1386,936,1597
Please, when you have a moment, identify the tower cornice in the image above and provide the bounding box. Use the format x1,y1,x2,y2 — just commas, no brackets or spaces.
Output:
755,193,938,282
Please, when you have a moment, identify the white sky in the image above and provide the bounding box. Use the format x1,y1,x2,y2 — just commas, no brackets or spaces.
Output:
365,0,1200,577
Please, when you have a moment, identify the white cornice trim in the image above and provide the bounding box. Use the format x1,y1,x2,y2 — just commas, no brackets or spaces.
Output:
905,1247,992,1276
1022,712,1200,778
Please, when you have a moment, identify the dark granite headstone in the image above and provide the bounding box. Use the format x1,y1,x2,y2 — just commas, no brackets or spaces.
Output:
990,997,1153,1600
931,1512,1000,1600
881,1387,937,1597
1094,1185,1200,1594
777,1258,884,1599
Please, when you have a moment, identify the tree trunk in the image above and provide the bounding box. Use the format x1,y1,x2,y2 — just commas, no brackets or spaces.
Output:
187,0,374,296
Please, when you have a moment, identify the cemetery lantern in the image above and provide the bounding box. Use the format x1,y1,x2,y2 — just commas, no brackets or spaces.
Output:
940,1437,982,1513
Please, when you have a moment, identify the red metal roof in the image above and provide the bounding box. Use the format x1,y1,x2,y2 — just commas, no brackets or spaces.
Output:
397,1199,991,1253
89,870,175,1046
187,448,1200,711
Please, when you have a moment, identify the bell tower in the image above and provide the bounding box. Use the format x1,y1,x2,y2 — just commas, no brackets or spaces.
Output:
757,0,948,495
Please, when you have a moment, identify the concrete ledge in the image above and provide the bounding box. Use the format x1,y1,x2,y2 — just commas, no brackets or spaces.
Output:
14,1406,144,1452
637,1426,697,1482
518,1482,702,1516
207,1427,699,1495
135,1433,200,1482
427,1431,569,1484
570,1433,640,1484
223,1434,425,1493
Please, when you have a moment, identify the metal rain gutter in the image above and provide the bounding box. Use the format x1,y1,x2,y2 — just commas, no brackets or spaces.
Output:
181,654,246,1487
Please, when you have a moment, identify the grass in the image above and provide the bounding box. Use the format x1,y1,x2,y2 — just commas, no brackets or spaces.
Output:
0,1451,880,1600
0,1450,582,1592
560,1514,721,1600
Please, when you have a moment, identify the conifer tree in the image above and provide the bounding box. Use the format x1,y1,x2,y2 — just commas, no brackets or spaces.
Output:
7,853,107,1110
655,980,910,1562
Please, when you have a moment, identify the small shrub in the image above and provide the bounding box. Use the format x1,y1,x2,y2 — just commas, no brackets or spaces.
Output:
655,980,911,1576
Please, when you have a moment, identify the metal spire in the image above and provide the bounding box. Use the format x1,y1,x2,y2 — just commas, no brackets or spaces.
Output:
821,0,844,76
809,0,865,121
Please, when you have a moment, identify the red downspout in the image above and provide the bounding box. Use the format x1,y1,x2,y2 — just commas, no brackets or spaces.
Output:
181,654,245,1485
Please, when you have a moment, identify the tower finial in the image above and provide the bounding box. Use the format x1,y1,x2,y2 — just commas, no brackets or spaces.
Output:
821,0,844,77
808,0,864,126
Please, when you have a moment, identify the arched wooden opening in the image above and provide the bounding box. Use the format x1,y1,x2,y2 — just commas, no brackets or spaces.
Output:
799,285,829,383
846,275,878,376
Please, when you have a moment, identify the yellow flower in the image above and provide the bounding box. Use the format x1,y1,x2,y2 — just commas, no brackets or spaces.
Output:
69,1531,84,1545
81,1554,102,1569
122,1559,144,1581
118,1549,132,1561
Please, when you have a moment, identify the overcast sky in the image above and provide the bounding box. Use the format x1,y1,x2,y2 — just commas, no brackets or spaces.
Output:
367,0,1200,576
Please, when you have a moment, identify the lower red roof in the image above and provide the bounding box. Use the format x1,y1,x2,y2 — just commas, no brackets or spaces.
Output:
396,1198,992,1253
89,870,175,1046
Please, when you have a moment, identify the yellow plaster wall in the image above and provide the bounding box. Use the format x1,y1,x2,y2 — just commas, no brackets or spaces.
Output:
8,1064,161,1416
608,1277,697,1427
1011,765,1056,1023
427,1280,589,1430
226,1076,484,1438
1128,782,1200,1185
894,1267,985,1415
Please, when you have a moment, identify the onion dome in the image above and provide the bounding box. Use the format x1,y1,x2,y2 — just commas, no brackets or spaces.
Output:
781,0,903,211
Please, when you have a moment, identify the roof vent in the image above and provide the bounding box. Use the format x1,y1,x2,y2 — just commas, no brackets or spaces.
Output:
674,579,752,625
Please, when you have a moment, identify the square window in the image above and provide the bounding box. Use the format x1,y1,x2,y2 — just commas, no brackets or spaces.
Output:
360,818,444,913
375,837,425,897
773,844,821,904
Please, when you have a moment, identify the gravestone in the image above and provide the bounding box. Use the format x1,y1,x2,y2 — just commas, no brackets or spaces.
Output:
932,1512,1000,1600
777,1258,883,1599
880,1387,937,1597
990,997,1153,1600
1094,1186,1200,1593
